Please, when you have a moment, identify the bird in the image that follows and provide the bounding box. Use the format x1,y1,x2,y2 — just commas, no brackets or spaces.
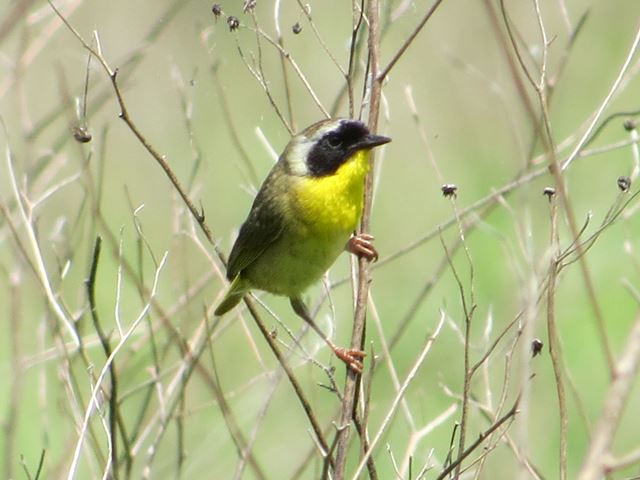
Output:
214,118,391,372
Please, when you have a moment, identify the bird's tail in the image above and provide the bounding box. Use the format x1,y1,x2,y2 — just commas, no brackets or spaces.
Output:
214,276,249,316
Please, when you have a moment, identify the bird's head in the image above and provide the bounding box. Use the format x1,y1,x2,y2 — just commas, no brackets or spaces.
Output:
284,119,391,177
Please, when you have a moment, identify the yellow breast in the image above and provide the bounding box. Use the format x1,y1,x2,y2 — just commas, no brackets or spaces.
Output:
293,150,370,233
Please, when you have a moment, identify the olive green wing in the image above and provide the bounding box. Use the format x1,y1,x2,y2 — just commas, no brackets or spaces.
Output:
226,185,285,281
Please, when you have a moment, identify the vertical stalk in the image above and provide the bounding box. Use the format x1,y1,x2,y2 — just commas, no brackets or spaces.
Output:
334,0,384,477
547,195,568,480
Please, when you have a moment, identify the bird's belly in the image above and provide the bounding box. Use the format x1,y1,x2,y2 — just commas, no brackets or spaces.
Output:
242,225,350,297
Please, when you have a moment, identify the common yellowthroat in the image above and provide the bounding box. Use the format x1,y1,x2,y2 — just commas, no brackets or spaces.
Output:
215,118,391,372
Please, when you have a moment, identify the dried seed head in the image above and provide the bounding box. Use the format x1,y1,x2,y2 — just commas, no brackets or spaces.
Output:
211,3,222,17
618,176,631,192
543,186,556,199
623,119,637,132
441,184,457,198
531,338,543,358
227,16,240,31
292,22,302,34
72,126,92,143
243,0,256,12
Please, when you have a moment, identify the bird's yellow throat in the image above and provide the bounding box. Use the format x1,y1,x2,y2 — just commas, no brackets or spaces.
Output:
294,149,370,232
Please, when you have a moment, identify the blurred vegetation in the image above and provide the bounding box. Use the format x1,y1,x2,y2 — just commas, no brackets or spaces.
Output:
1,0,640,478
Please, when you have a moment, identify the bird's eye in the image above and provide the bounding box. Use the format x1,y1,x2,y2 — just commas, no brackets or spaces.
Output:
326,134,341,148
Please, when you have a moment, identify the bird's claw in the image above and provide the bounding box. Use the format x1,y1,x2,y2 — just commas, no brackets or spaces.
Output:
346,233,378,262
333,347,366,374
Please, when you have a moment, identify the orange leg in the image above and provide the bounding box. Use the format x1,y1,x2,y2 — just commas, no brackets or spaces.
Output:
290,297,365,374
346,233,378,262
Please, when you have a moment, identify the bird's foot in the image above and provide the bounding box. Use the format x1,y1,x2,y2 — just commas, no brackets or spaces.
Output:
346,233,378,262
333,346,366,374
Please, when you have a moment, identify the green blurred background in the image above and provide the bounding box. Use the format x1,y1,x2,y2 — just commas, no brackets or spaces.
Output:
1,0,640,478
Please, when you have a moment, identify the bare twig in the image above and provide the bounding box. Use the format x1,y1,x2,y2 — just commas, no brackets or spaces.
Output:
577,312,640,480
334,0,385,476
251,296,336,468
46,0,219,252
436,398,520,480
67,252,169,480
378,0,445,81
439,228,476,477
561,24,640,171
6,148,80,346
210,64,260,187
250,25,330,120
274,0,296,129
530,0,615,377
3,271,23,480
0,0,38,44
546,195,568,480
48,7,337,473
350,316,445,479
85,236,131,479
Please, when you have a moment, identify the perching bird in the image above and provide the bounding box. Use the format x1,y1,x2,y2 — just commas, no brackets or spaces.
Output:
215,118,391,372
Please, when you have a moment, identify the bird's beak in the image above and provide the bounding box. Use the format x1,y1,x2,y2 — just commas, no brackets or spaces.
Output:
357,133,392,150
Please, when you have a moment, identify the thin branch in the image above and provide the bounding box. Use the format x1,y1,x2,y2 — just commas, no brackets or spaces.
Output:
46,0,219,252
3,271,23,480
439,228,476,477
561,23,640,171
530,0,615,377
274,0,296,129
605,446,640,473
233,38,293,134
546,196,568,480
577,312,640,480
5,147,80,346
484,0,542,145
436,398,520,480
344,0,365,118
240,298,334,471
0,0,38,44
67,252,169,480
210,64,260,187
334,0,385,476
378,0,445,81
295,0,348,78
350,316,445,479
248,24,330,119
48,8,337,470
85,236,131,479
